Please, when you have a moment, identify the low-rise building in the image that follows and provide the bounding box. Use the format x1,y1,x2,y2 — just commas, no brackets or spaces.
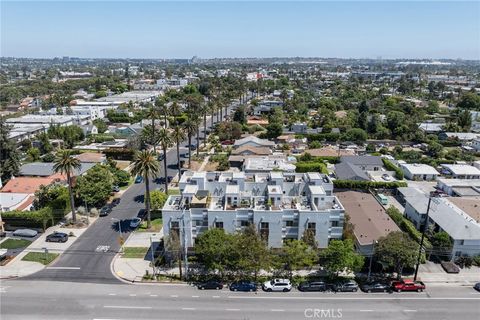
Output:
0,192,35,212
243,156,296,173
335,191,400,255
233,136,275,149
400,163,440,181
334,156,383,181
436,178,480,196
162,171,343,249
440,164,480,179
19,162,95,178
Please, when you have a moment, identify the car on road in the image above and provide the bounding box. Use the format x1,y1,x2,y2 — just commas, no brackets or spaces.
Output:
129,217,142,228
382,174,392,181
391,279,425,292
46,232,68,243
332,280,358,292
99,206,112,217
262,279,292,292
197,280,223,290
112,185,120,193
298,281,328,292
135,176,143,184
188,144,197,150
12,229,38,238
360,282,392,293
229,281,257,292
474,282,480,292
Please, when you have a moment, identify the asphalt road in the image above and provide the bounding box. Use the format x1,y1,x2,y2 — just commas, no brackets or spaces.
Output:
1,280,479,320
24,100,241,284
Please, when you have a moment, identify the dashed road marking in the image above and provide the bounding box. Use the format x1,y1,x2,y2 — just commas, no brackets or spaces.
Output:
404,310,417,312
170,295,178,298
104,306,152,309
212,295,220,298
181,307,196,311
46,267,81,270
149,294,158,297
360,310,373,312
271,309,285,312
192,295,199,298
108,293,116,296
226,308,240,311
129,294,137,297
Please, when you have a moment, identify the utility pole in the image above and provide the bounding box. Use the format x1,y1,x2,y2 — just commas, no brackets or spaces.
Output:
414,193,435,281
179,212,188,281
150,234,156,276
367,240,378,281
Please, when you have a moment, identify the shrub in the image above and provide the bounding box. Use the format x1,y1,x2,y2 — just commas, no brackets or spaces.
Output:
2,207,54,231
333,180,407,189
295,162,328,174
104,148,135,160
385,207,432,249
382,158,404,180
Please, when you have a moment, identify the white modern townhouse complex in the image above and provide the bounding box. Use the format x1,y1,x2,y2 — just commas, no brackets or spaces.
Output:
162,171,345,249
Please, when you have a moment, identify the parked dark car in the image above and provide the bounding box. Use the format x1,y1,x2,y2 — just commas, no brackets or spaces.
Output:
230,281,257,292
332,280,358,292
46,232,68,243
474,282,480,292
112,185,120,193
188,144,197,150
99,206,112,217
298,281,328,292
111,198,121,206
197,280,223,290
360,282,392,293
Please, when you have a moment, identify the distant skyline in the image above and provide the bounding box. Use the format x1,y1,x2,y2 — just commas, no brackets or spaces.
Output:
1,1,479,60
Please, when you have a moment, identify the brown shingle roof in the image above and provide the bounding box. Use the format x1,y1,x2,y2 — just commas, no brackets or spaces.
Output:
231,146,272,156
75,152,105,163
336,191,400,246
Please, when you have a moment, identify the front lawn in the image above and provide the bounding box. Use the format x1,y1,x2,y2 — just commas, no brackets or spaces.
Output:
122,247,149,259
22,252,59,265
0,239,32,249
138,218,162,232
167,189,180,195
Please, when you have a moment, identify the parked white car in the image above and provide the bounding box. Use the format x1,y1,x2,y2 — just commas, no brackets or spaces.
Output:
262,279,292,292
12,229,38,237
129,217,142,228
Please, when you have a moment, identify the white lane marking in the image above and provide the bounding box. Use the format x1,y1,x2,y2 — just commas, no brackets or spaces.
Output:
93,318,121,320
96,245,110,252
360,310,374,312
271,309,285,312
129,294,137,297
46,267,81,270
192,295,199,298
170,295,178,298
181,308,196,311
404,310,417,312
226,308,240,311
150,294,158,297
0,286,11,293
104,306,152,309
108,293,116,296
212,295,220,298
228,296,480,300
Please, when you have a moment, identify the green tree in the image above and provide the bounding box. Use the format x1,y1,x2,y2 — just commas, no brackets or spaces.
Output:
0,119,20,182
27,147,41,162
266,122,283,139
53,150,81,222
301,229,318,249
33,184,70,220
38,132,53,154
431,231,452,260
93,119,108,134
427,141,444,158
194,228,235,274
457,92,480,110
75,165,114,207
320,239,364,276
344,128,367,144
457,109,472,131
233,105,246,125
280,240,318,276
375,231,418,278
150,190,168,211
131,150,160,229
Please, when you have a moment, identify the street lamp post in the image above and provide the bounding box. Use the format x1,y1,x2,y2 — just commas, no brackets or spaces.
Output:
413,192,436,281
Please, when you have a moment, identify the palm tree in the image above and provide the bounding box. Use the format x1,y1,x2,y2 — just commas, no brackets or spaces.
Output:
157,128,172,193
131,150,160,229
172,125,186,180
157,99,169,129
53,150,81,223
184,118,197,169
146,103,159,153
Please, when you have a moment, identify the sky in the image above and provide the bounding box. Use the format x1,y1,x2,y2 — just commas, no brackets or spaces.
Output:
1,1,479,59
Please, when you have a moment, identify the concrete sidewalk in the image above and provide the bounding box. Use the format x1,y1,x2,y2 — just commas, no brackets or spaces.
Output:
417,261,480,285
112,229,164,282
0,217,96,279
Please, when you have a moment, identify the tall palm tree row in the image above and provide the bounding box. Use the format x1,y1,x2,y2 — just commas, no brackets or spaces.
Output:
146,103,159,153
171,124,186,180
131,150,160,229
157,128,172,193
53,150,81,223
184,117,197,169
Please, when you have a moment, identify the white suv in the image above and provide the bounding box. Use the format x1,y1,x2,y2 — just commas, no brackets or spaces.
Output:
262,279,292,292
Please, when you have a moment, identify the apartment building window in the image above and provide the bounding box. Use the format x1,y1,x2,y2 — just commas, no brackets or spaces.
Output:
170,221,180,237
331,221,339,227
260,222,269,242
307,222,316,236
240,220,250,227
215,221,224,229
286,220,294,227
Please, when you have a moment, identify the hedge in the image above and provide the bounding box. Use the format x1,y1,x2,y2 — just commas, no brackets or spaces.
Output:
104,148,135,161
382,158,404,180
295,162,328,174
386,207,432,249
2,207,55,231
333,180,408,190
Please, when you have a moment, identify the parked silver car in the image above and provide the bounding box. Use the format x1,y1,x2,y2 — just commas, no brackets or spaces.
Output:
13,229,38,238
